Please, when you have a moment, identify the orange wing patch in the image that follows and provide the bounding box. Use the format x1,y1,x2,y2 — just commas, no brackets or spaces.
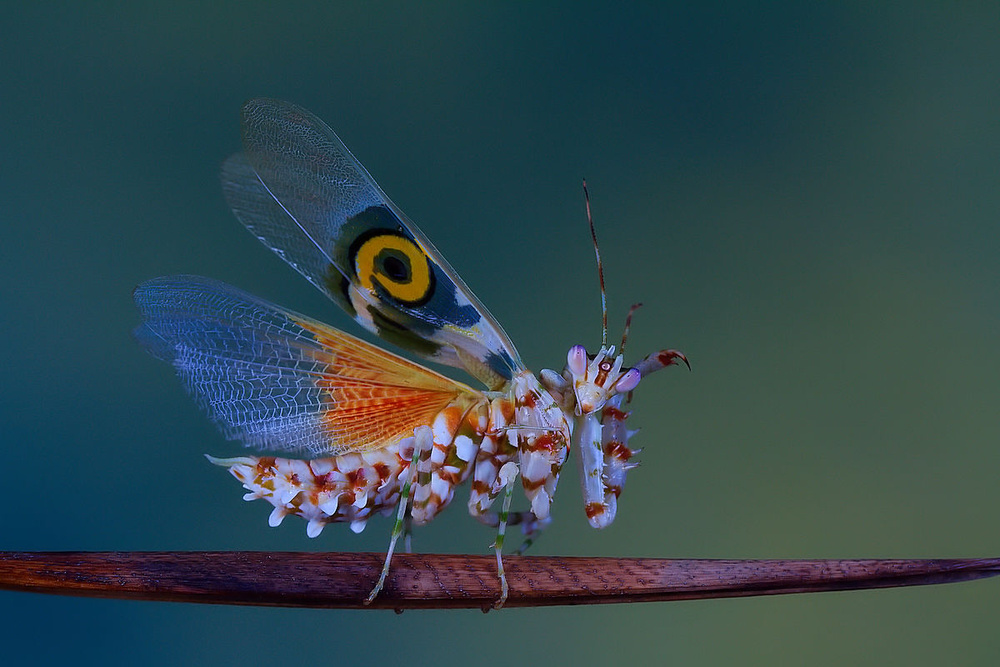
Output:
134,275,484,458
294,316,483,453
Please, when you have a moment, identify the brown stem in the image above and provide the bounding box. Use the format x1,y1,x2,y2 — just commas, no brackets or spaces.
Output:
0,552,996,610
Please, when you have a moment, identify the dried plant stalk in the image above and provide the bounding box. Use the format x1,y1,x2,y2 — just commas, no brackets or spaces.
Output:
0,552,996,610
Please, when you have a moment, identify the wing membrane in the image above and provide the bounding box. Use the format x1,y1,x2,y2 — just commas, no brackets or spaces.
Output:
134,275,480,456
221,98,522,386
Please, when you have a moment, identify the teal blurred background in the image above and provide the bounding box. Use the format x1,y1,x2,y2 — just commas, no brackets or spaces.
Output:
1,3,998,665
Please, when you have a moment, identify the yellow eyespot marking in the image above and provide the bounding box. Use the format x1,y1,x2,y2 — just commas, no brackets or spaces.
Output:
354,233,433,304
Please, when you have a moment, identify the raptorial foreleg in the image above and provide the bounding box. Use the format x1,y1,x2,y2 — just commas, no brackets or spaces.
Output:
600,394,639,506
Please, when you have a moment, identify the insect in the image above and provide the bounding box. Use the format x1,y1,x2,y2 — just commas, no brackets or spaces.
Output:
133,98,688,607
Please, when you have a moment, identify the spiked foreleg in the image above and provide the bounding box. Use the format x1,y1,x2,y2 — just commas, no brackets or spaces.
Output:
574,395,640,529
575,411,615,528
600,395,638,505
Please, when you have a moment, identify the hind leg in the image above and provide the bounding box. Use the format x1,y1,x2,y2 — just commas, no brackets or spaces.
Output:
488,462,519,608
365,425,431,604
472,463,554,608
474,505,549,553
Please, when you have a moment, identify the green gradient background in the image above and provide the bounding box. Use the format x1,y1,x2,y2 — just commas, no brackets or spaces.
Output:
2,3,998,665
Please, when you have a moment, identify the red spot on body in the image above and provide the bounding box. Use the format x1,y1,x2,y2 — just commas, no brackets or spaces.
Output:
522,477,545,491
585,502,606,519
439,469,461,485
252,457,278,485
533,433,560,451
604,440,633,461
471,480,491,494
519,391,538,408
602,406,628,422
373,462,390,483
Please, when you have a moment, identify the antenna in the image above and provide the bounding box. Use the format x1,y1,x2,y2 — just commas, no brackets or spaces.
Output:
583,180,608,347
620,302,643,357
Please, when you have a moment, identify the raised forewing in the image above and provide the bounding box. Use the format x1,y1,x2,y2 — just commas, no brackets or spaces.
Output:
134,275,481,456
221,98,522,388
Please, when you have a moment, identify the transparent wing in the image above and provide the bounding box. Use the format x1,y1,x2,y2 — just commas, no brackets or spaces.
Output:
220,98,522,388
134,275,480,456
